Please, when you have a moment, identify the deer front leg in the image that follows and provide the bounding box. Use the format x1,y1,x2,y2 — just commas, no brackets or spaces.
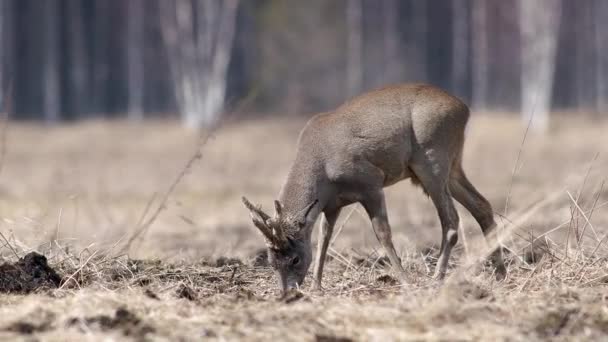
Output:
313,209,340,290
361,190,408,282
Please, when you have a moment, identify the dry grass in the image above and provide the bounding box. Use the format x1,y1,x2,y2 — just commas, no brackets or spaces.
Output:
0,114,607,341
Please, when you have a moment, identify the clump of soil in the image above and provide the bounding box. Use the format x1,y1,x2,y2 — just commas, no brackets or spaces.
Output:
67,307,154,338
143,288,159,300
250,249,269,267
0,252,62,294
176,284,198,301
376,274,398,285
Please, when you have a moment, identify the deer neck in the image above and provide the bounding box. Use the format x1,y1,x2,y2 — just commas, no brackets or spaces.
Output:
277,159,328,229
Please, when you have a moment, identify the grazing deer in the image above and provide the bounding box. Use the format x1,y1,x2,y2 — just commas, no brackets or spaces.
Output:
242,84,506,293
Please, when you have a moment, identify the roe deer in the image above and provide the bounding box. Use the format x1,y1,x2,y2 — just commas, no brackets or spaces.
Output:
242,84,506,293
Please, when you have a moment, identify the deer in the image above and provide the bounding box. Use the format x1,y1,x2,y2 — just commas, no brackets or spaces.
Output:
242,84,506,293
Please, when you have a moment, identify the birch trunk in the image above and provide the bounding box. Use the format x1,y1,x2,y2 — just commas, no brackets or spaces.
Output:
383,0,401,83
595,0,608,115
519,0,562,132
161,0,239,129
471,0,488,110
43,1,60,123
68,0,88,117
127,0,145,120
408,0,427,82
451,0,469,98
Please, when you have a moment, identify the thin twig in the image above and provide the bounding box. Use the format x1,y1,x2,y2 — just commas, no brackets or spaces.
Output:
527,200,608,245
59,250,100,290
503,96,536,217
575,152,599,204
574,232,608,280
329,205,358,247
121,86,254,255
566,190,600,242
0,230,19,259
519,254,546,293
121,133,209,254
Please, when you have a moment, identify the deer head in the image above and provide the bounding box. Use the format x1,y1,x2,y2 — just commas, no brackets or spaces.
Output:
242,196,318,292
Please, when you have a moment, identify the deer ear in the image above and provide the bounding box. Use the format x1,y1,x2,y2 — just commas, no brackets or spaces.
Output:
297,199,319,228
274,200,283,217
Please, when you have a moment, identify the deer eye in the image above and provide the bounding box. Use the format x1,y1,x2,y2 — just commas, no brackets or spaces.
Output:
291,256,300,266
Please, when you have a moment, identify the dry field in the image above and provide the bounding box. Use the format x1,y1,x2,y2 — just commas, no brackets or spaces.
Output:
0,114,607,341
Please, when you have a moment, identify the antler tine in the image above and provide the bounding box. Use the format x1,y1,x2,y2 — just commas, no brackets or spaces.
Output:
274,200,283,217
250,215,276,246
241,196,271,221
242,196,289,248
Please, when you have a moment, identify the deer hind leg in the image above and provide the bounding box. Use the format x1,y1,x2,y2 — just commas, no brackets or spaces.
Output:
361,189,408,282
410,154,460,280
449,165,507,280
313,209,341,290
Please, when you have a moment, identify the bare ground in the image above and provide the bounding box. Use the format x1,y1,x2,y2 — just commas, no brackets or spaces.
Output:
0,114,607,341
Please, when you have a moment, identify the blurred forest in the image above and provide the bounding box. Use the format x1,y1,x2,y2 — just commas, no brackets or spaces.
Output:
0,0,606,130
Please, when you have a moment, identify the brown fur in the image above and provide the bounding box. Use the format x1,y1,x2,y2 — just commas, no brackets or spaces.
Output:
243,83,506,292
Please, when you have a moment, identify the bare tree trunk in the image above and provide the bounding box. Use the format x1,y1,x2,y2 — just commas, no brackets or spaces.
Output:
127,0,145,120
68,0,88,117
346,0,362,97
573,2,595,113
595,0,608,115
161,0,239,129
92,0,110,117
471,0,488,110
43,1,60,123
519,0,562,132
451,0,469,98
383,0,401,83
406,0,427,82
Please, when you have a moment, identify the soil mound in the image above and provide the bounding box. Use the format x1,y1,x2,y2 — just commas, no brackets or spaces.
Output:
0,252,62,294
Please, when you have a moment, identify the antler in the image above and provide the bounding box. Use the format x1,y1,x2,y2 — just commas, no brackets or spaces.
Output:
274,200,283,217
242,196,288,248
242,196,271,221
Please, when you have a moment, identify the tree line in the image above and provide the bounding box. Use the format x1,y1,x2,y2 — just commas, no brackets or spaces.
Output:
0,0,606,131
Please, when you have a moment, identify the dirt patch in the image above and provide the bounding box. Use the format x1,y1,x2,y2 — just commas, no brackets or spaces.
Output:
0,252,62,294
67,307,154,338
376,274,399,285
3,311,56,335
5,321,52,334
315,334,353,342
535,307,580,337
176,284,198,301
280,289,307,304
